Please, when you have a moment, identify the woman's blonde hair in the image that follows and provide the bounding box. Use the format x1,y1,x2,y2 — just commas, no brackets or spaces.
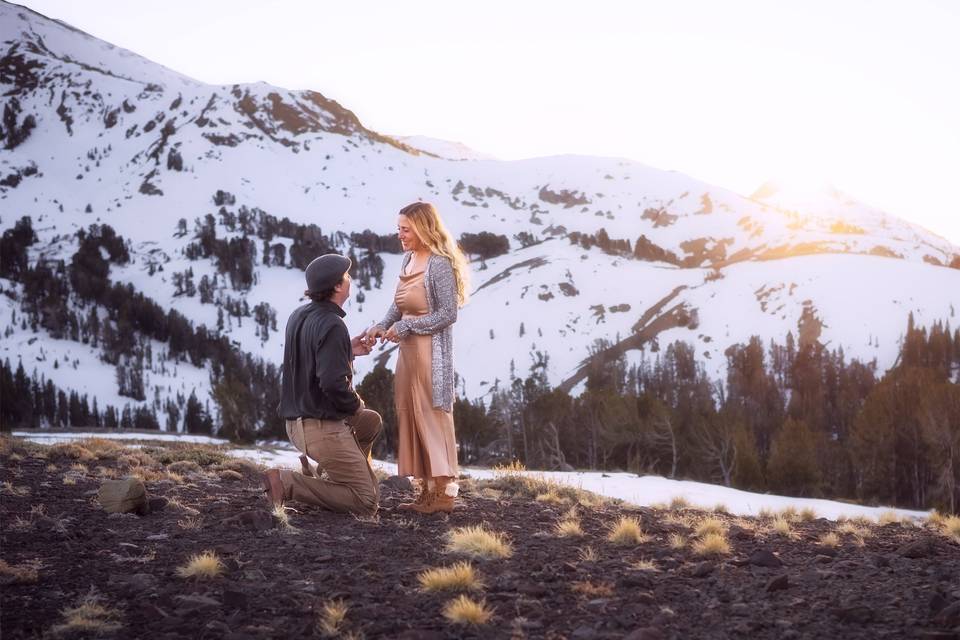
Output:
399,202,470,306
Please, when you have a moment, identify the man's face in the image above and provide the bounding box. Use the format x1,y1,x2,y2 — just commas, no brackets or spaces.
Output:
334,271,351,303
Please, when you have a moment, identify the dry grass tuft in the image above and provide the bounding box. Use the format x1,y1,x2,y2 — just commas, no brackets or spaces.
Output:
927,510,948,527
837,521,871,538
1,481,30,497
8,452,23,462
48,443,95,462
877,510,901,525
219,469,244,482
632,558,659,572
62,475,77,486
578,546,599,562
442,595,493,625
770,517,797,538
177,516,203,530
692,532,731,556
446,525,512,559
482,462,606,507
45,463,58,473
166,460,201,475
418,561,483,592
317,599,349,636
77,438,124,459
51,590,121,636
554,519,585,538
669,496,691,510
94,465,118,479
799,507,818,522
694,517,726,538
607,516,649,546
669,533,686,549
175,550,223,579
757,507,775,519
571,580,614,597
779,506,799,521
0,559,39,584
273,505,300,534
535,490,570,505
218,457,261,475
819,532,841,548
941,515,960,542
165,497,200,516
712,503,729,514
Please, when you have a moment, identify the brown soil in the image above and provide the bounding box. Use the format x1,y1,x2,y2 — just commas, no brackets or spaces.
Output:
2,437,959,639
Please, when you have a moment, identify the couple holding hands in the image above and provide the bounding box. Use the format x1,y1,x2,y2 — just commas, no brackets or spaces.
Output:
262,202,470,515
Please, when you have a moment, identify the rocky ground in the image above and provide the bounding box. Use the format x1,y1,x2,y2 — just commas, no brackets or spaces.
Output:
2,435,959,639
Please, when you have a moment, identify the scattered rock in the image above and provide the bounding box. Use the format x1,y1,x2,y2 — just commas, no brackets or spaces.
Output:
147,497,169,512
222,588,248,610
218,510,274,531
173,594,221,613
832,605,874,624
97,478,147,514
749,550,783,568
111,572,158,593
728,525,753,541
691,561,714,578
898,540,933,559
766,574,790,592
380,475,413,491
623,628,664,640
934,601,960,627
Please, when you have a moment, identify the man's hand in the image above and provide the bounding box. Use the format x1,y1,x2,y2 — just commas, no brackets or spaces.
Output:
364,326,386,345
351,333,373,356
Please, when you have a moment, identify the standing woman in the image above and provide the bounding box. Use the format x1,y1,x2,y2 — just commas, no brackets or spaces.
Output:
365,202,469,513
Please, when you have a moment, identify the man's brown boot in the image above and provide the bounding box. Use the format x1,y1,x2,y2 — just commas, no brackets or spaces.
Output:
260,469,285,509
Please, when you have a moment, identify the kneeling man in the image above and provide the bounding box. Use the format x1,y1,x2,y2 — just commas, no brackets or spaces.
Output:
263,253,382,515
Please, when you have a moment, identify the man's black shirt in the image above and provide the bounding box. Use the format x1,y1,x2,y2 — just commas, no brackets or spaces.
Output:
278,301,361,420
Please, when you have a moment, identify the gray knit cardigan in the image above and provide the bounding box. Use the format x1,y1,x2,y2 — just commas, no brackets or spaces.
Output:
376,252,458,412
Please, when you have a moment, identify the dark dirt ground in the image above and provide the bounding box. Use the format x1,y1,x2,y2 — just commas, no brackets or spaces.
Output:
2,435,959,639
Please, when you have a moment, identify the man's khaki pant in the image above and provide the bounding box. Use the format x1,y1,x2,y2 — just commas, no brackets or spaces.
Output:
280,409,382,515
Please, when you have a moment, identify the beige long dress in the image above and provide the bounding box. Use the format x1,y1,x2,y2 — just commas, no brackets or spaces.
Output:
394,269,459,478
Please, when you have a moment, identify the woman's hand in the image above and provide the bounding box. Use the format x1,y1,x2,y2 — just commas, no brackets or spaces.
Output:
364,326,386,345
384,323,401,343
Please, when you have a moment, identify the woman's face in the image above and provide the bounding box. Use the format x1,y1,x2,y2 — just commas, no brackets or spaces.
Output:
397,215,423,252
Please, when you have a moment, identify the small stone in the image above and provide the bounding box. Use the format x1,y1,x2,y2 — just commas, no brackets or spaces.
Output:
571,625,596,640
897,540,932,559
691,561,714,578
729,525,753,541
934,601,960,627
97,478,147,514
380,475,413,491
618,573,651,588
146,534,169,541
832,605,873,624
730,603,750,617
624,627,665,640
517,582,547,597
147,497,168,512
749,550,783,568
111,572,157,593
222,588,248,610
766,574,790,592
815,555,833,564
173,594,221,613
219,511,274,531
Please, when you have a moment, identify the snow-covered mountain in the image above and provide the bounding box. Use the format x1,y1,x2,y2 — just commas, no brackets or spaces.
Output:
2,0,959,423
392,135,496,161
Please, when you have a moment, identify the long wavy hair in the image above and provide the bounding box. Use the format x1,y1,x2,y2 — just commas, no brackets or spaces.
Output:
398,202,470,306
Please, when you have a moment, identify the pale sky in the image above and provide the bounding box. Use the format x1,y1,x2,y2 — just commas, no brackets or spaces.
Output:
14,0,960,245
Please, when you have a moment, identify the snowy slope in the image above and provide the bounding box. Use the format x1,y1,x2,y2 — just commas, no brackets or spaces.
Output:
393,135,496,161
2,0,959,421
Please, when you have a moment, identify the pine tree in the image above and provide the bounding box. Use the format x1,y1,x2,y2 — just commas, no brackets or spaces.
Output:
767,418,820,496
